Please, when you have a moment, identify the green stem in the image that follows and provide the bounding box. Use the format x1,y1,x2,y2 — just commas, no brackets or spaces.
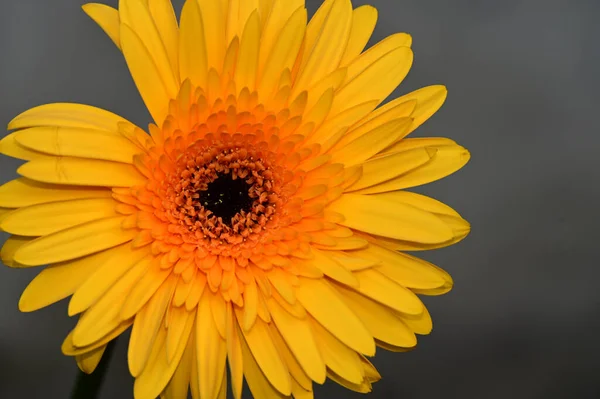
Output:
70,340,117,399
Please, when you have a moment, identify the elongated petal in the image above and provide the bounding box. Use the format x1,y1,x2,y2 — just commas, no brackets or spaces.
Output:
8,103,135,132
83,3,121,49
329,118,412,166
330,194,453,244
62,321,132,356
18,250,110,311
344,32,412,84
163,332,194,399
295,278,374,356
346,147,435,192
1,198,118,237
134,311,195,399
0,178,111,208
335,283,417,348
147,0,180,76
128,277,174,376
76,345,107,374
15,127,141,163
18,158,146,187
1,236,34,267
340,6,377,66
352,268,424,315
356,142,470,193
293,0,352,96
351,243,448,290
14,216,136,266
237,322,287,399
179,0,208,88
0,133,53,161
267,298,326,383
196,292,227,399
332,46,413,115
258,7,307,98
121,23,171,125
309,316,364,384
121,0,178,94
236,311,292,395
235,11,261,91
69,244,149,316
198,0,227,71
72,256,151,347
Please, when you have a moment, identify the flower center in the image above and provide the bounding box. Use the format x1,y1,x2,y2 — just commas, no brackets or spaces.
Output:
198,173,252,223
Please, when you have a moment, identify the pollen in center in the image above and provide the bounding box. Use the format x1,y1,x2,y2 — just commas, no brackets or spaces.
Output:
198,174,253,222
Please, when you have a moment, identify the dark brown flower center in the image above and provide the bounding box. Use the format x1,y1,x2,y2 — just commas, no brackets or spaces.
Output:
198,173,253,223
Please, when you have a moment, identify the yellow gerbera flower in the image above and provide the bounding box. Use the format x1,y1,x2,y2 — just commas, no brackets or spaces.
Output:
0,0,470,398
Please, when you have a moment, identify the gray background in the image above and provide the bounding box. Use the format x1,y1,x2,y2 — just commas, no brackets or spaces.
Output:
1,0,598,398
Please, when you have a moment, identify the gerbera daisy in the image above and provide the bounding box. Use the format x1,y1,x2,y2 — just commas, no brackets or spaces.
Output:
0,0,470,398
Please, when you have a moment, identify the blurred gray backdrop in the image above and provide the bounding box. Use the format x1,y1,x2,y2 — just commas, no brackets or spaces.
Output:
1,0,598,398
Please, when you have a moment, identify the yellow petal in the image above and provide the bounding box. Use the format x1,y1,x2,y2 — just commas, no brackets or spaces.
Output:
308,100,379,145
0,132,53,161
236,310,292,395
237,321,287,399
234,11,261,91
344,32,412,83
121,23,171,125
268,324,312,390
0,178,111,208
352,268,424,315
257,7,306,99
357,141,470,193
19,248,115,312
332,46,413,115
329,118,412,166
242,279,259,331
8,103,136,132
335,283,417,348
82,3,121,49
195,291,227,399
340,5,377,66
327,369,372,393
179,0,208,88
134,311,195,399
292,0,352,97
72,256,151,347
197,0,226,71
346,147,435,192
226,303,244,399
295,278,374,356
121,0,178,94
350,244,448,290
1,198,118,237
307,248,358,288
147,0,180,76
163,331,194,399
76,345,107,374
267,298,326,383
383,85,448,136
14,127,141,163
332,99,415,152
399,306,433,335
1,235,34,267
62,321,132,356
18,157,146,187
330,194,453,244
14,216,136,266
309,316,363,384
128,276,174,376
121,261,171,320
258,0,303,76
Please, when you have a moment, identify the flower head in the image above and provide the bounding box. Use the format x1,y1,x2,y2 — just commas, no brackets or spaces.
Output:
0,0,470,398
